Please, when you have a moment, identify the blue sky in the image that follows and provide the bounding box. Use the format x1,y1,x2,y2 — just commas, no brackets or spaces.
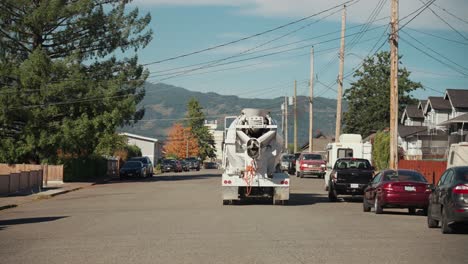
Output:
130,0,468,100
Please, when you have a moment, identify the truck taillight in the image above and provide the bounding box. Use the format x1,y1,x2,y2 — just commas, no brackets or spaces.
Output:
280,180,289,185
223,180,232,184
453,184,468,194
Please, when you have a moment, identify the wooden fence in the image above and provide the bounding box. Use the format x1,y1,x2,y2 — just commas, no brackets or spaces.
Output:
0,164,64,196
398,160,447,184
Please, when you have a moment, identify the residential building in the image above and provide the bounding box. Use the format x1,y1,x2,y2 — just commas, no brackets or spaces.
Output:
119,132,162,164
444,89,468,118
423,96,451,130
204,120,224,161
400,105,425,126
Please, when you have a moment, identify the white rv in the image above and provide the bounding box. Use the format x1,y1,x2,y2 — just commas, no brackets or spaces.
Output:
323,134,372,190
447,142,468,168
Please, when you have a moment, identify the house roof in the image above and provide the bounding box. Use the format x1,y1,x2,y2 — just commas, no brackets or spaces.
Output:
425,96,452,113
119,132,159,143
418,100,427,111
438,113,468,126
398,125,427,138
406,105,424,119
444,89,468,109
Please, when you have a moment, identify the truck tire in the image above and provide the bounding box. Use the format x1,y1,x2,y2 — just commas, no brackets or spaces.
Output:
328,185,338,202
299,172,304,178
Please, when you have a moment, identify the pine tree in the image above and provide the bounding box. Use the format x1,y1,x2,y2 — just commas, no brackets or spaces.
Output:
186,98,215,160
0,0,152,163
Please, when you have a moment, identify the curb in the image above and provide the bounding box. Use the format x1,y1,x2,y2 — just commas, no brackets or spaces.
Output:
0,204,18,211
35,187,84,199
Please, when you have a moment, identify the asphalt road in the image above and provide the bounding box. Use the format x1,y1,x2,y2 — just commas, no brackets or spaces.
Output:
0,169,467,264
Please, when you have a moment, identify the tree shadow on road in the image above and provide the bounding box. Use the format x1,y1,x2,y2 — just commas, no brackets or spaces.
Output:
0,216,68,231
96,173,221,185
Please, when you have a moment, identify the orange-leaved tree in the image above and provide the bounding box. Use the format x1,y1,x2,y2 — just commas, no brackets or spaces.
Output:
164,123,199,159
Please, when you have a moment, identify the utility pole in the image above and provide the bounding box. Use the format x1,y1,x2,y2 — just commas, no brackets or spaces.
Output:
294,80,298,153
284,96,289,151
389,0,399,169
309,47,314,153
335,5,346,143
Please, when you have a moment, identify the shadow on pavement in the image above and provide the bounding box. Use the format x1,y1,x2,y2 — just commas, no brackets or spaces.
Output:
97,173,221,184
288,193,330,206
0,216,68,231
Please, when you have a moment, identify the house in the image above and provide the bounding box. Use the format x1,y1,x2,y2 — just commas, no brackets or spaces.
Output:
439,113,468,144
423,96,451,131
119,132,162,165
444,89,468,119
401,105,425,126
204,120,224,161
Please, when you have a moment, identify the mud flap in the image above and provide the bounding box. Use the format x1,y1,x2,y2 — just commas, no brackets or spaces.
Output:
222,186,239,200
274,186,289,201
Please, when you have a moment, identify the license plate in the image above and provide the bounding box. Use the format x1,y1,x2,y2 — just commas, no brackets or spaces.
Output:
350,183,359,188
308,165,316,168
404,186,416,191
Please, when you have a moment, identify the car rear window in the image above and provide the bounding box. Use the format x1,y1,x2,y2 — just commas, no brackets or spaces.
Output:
281,155,294,161
303,154,322,160
334,159,371,169
383,170,427,182
124,161,141,168
455,167,468,183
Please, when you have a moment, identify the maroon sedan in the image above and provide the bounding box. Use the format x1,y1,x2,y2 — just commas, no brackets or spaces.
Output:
363,169,432,214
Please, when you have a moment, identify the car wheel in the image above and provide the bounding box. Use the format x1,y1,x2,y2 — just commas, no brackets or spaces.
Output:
374,196,383,214
328,186,338,202
427,206,439,228
296,172,300,177
299,172,304,178
363,198,371,212
441,207,454,234
408,208,416,215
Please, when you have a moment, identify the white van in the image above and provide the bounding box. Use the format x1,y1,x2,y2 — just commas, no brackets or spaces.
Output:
447,142,468,168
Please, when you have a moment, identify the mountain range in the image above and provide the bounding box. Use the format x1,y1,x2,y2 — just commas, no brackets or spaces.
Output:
120,82,342,146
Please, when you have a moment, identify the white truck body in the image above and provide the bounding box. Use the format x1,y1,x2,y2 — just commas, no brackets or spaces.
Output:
447,142,468,168
222,108,289,205
323,134,372,190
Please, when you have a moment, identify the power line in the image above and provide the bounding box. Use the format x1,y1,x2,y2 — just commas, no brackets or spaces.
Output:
432,2,468,25
405,27,468,46
398,0,436,32
400,36,468,76
141,0,358,66
418,0,468,41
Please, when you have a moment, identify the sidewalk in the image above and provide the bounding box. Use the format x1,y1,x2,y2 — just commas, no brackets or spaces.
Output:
0,180,106,211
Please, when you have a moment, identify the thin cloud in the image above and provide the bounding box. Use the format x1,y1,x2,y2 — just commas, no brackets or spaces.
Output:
134,0,468,31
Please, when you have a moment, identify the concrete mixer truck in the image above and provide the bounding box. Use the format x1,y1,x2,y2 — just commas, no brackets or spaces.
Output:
221,109,290,205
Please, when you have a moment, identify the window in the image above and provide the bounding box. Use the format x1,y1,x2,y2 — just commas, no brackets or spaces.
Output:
372,173,382,184
337,148,353,159
438,171,448,186
449,151,455,165
442,170,454,185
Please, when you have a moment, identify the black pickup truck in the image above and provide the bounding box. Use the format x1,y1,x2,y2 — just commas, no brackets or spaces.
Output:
328,158,374,202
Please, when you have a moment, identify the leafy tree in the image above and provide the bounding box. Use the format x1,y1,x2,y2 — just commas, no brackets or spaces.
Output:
164,123,199,159
372,131,390,170
0,0,152,164
343,51,422,137
186,98,215,160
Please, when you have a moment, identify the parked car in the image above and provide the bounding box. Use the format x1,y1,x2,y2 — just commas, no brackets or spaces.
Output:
161,159,180,173
363,169,431,214
185,157,200,171
328,158,374,201
173,160,183,172
119,161,146,178
180,160,190,171
204,161,218,169
280,153,295,174
427,166,468,233
128,156,153,177
295,152,326,178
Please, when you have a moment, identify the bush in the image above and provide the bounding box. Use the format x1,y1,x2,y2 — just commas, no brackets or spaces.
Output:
373,131,390,171
63,156,107,182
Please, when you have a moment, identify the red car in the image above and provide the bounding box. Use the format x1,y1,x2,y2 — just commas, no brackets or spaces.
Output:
296,152,326,178
363,169,432,214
